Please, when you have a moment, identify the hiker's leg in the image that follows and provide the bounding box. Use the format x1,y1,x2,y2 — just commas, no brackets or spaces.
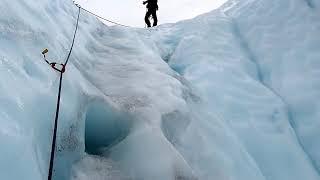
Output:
145,10,152,27
152,11,158,27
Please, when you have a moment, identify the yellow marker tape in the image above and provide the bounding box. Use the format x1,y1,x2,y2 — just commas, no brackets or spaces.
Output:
42,48,49,55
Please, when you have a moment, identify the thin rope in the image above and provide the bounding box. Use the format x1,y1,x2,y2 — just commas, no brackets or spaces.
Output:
47,6,81,180
80,6,132,28
64,6,81,66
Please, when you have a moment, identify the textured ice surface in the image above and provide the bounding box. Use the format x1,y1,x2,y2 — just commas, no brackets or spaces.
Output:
0,0,319,179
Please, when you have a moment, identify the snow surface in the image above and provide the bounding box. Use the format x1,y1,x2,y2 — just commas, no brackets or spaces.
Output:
0,0,319,179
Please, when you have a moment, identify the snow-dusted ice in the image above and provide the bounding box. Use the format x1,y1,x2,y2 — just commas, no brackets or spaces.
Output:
0,0,319,179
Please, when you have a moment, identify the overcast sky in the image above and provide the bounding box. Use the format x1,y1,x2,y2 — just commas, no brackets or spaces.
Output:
75,0,227,27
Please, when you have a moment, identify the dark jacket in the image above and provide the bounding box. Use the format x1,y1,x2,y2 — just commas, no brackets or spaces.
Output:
146,0,158,10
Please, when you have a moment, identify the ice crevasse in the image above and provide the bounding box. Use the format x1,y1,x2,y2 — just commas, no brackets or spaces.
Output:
0,0,320,179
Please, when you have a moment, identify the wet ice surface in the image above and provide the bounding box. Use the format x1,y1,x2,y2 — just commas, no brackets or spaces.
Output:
0,0,320,179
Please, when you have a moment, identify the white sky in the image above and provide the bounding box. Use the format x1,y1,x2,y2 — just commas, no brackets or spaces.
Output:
75,0,227,27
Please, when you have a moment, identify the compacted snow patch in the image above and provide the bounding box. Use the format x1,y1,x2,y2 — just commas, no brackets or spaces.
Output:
71,155,128,180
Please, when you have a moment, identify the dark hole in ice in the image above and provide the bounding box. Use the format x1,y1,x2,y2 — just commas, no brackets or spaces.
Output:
85,101,132,155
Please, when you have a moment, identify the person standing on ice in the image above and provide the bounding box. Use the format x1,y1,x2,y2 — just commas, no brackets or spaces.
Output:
143,0,158,27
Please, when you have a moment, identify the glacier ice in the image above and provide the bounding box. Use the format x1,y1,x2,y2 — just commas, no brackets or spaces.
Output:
0,0,320,179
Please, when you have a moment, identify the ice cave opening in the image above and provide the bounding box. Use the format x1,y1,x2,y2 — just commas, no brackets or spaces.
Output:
84,101,132,156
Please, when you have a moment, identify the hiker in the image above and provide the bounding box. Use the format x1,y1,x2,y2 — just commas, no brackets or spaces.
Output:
143,0,158,27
